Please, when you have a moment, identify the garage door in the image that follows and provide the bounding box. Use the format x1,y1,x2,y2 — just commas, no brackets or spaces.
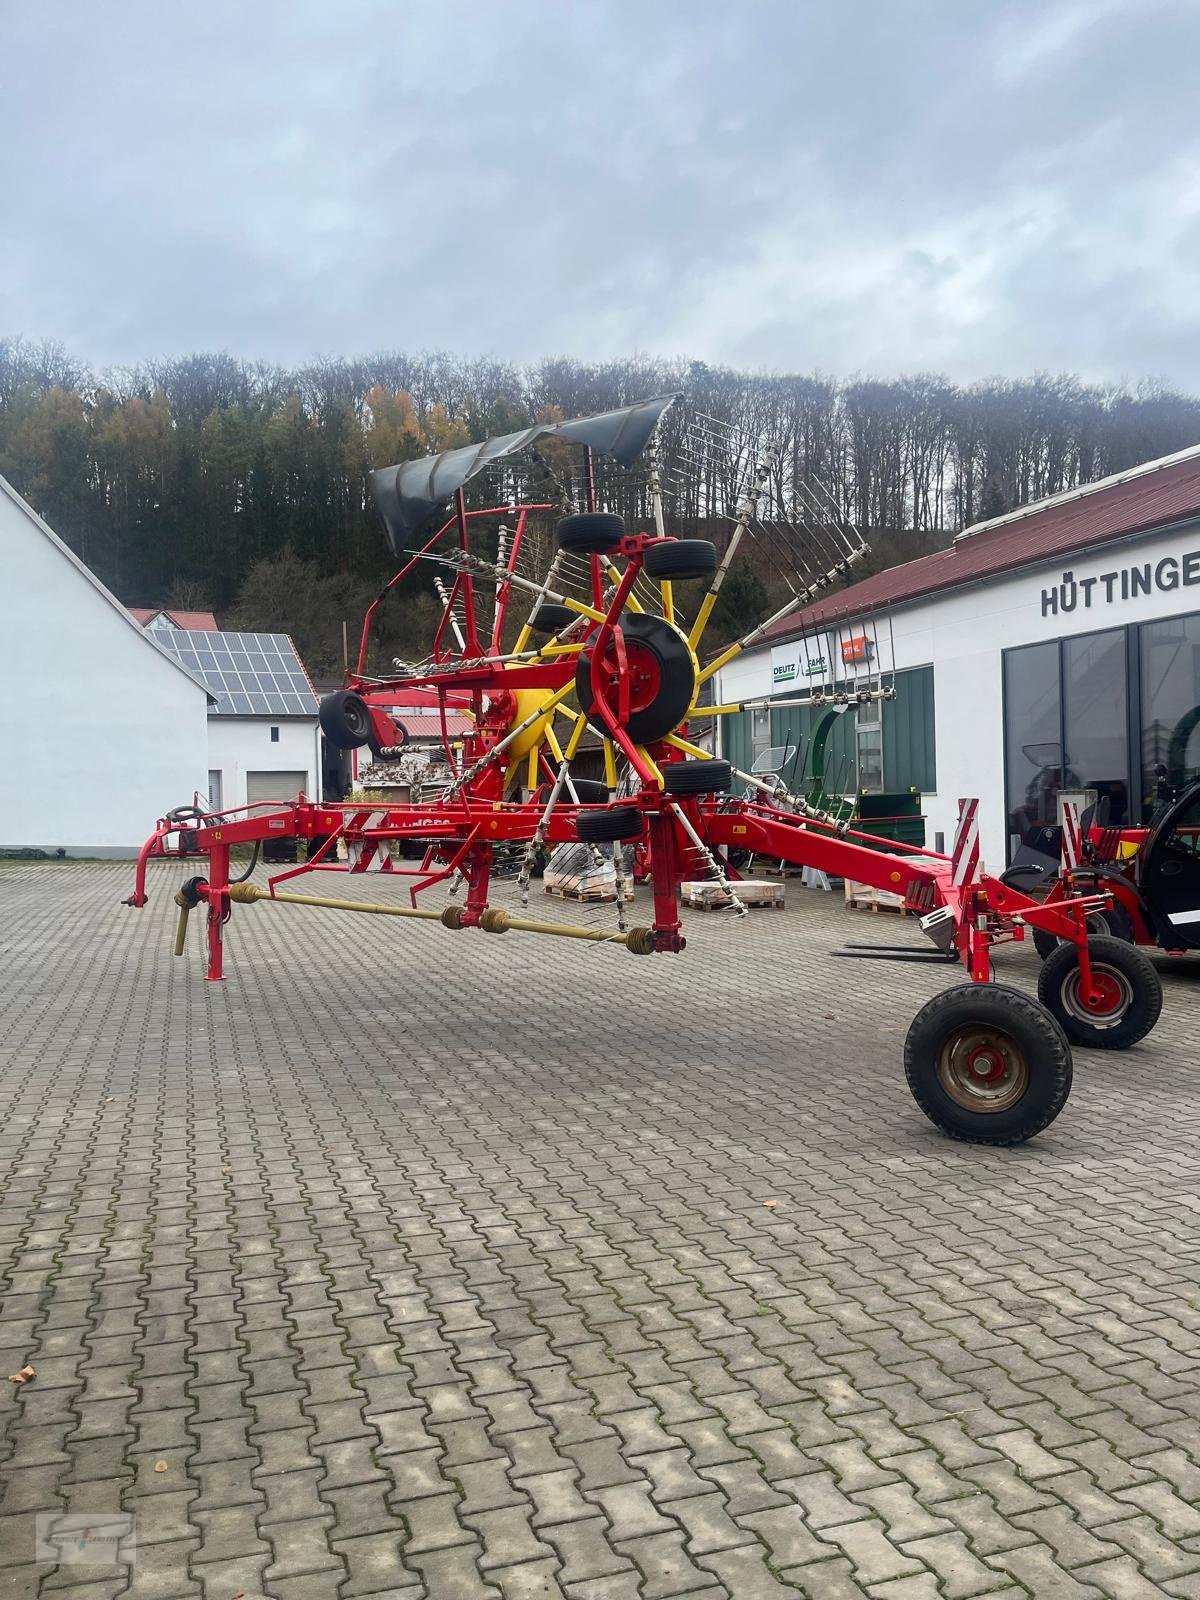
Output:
246,771,307,806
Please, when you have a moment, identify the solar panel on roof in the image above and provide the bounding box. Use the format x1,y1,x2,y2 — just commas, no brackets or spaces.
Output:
155,629,318,717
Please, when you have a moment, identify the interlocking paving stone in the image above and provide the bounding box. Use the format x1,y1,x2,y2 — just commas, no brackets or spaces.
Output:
2,860,1200,1600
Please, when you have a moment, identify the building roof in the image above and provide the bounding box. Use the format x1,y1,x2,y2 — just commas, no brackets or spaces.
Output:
760,438,1200,646
152,629,319,718
0,473,212,700
129,607,220,631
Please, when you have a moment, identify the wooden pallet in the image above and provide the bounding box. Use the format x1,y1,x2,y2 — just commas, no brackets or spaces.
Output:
844,890,913,916
683,880,785,911
544,882,633,903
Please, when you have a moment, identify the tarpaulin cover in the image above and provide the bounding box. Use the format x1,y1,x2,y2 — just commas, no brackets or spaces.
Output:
369,393,677,552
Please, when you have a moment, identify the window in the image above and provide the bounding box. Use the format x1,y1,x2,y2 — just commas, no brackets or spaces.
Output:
208,770,222,811
750,705,771,763
1004,628,1132,859
1063,629,1129,826
270,726,280,743
1140,614,1200,816
1004,641,1063,857
855,698,883,792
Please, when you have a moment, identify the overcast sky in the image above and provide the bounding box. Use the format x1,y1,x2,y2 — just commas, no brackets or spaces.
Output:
3,0,1198,385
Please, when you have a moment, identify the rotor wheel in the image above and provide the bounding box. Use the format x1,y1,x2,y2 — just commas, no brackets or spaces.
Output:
1031,901,1135,961
576,806,645,843
535,778,609,805
529,603,580,634
643,539,718,582
575,613,697,744
1037,934,1162,1049
556,512,626,554
662,759,732,796
319,690,372,750
904,983,1072,1145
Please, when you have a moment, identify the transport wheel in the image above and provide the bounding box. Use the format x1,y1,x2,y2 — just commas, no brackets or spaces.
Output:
662,759,732,795
319,690,372,750
556,512,626,554
643,539,718,581
575,613,697,744
1032,902,1135,961
529,604,578,634
1037,934,1162,1049
904,983,1072,1145
577,806,644,843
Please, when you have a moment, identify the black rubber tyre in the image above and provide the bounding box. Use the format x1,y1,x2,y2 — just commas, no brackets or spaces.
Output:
556,512,626,554
1031,900,1135,962
1037,934,1162,1049
662,759,732,796
575,613,697,744
577,806,645,843
535,778,609,805
643,539,717,582
319,690,372,750
904,983,1073,1145
529,603,578,634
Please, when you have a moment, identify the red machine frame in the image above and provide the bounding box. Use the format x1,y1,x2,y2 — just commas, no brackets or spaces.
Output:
128,408,1166,1146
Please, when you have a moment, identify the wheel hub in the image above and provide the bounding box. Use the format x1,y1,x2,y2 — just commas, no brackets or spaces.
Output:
595,639,662,717
936,1025,1030,1112
1062,963,1131,1026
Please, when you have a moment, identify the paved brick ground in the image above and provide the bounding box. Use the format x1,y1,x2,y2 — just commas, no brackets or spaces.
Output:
1,859,1199,1600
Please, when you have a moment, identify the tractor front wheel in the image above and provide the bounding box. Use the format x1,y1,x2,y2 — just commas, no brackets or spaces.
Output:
1037,934,1162,1049
904,983,1072,1145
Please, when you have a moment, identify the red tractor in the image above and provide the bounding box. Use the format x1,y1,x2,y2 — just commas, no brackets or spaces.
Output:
1010,780,1200,963
127,396,1165,1146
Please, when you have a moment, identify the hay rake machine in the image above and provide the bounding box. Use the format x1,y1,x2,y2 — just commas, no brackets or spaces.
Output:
128,395,1164,1145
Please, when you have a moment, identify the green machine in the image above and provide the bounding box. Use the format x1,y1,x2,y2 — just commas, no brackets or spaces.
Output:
753,705,924,850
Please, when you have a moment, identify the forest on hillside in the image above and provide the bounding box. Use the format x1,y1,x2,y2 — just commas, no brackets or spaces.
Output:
4,334,1200,676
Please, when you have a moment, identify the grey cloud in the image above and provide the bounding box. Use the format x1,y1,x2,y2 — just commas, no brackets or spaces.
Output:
3,0,1199,385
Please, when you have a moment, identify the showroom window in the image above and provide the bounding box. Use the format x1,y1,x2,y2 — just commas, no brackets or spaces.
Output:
1063,629,1129,827
1002,614,1200,853
1140,614,1200,813
1003,641,1063,856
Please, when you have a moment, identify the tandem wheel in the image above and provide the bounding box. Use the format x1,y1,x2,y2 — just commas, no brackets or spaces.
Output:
904,983,1072,1145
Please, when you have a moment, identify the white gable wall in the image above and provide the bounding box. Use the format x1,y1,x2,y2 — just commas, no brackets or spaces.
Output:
0,479,210,853
206,718,321,811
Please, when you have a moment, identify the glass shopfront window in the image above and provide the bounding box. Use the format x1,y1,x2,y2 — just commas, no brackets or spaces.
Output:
1063,629,1129,826
1004,610,1200,856
1004,641,1064,856
1141,614,1200,816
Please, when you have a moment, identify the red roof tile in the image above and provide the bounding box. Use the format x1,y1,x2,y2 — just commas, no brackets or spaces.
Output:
760,443,1200,644
129,607,219,631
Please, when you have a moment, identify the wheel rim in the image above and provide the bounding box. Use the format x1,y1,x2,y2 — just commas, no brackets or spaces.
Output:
1060,962,1132,1028
936,1025,1030,1112
595,639,663,718
346,702,369,736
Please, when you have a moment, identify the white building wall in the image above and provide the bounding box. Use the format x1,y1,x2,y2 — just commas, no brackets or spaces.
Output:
206,718,321,810
718,519,1200,868
1,478,210,854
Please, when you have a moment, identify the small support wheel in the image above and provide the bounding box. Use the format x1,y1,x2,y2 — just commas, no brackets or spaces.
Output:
529,603,579,634
556,512,625,554
662,759,732,795
643,539,717,581
904,983,1072,1144
577,806,644,843
1037,934,1162,1049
